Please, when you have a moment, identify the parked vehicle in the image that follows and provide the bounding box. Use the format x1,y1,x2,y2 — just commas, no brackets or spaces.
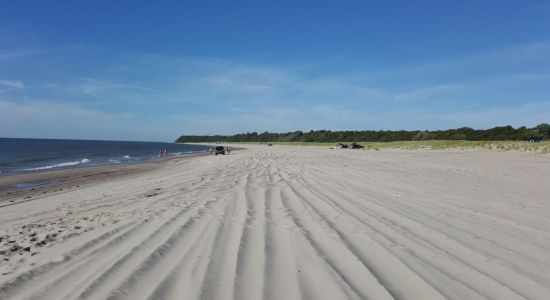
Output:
338,143,348,149
338,143,364,149
214,146,226,155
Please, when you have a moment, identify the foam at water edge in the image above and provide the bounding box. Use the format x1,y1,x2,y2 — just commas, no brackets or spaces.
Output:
23,158,90,171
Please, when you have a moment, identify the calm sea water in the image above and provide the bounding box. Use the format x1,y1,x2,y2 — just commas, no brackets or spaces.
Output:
0,138,212,175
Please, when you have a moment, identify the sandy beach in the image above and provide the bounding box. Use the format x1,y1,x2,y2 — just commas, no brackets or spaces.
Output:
1,145,549,299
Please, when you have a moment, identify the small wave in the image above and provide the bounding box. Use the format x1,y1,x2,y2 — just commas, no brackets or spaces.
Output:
109,159,121,163
23,158,90,171
122,155,131,159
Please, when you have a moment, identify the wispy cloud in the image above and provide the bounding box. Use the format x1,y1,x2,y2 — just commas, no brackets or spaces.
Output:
385,40,550,81
0,49,45,62
76,77,158,96
393,83,471,103
0,79,24,89
1,38,550,139
0,100,164,141
433,101,550,129
206,76,274,92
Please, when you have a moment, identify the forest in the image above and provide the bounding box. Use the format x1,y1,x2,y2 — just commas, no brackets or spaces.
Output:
176,124,550,143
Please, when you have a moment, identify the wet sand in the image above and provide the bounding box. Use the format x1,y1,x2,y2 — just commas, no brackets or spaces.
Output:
0,153,209,205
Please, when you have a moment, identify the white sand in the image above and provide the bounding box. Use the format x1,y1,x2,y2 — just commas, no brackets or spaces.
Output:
1,145,550,300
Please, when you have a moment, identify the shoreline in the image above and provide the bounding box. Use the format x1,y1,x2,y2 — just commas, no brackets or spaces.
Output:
0,152,210,205
0,138,215,179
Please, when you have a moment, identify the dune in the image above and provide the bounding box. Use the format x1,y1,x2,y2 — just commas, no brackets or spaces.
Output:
1,145,549,299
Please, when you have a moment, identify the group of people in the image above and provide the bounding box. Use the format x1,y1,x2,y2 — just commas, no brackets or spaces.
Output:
159,149,168,157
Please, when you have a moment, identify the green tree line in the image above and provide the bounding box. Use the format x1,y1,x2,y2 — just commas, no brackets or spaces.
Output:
176,124,550,143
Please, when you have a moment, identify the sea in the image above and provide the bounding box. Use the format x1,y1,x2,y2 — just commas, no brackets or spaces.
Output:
0,138,212,176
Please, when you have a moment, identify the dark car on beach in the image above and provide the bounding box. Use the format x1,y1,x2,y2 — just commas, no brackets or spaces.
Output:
214,146,226,155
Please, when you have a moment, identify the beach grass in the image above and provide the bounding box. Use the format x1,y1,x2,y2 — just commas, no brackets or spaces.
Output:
233,140,550,153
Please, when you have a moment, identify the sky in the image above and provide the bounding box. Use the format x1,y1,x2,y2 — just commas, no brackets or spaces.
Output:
1,0,550,141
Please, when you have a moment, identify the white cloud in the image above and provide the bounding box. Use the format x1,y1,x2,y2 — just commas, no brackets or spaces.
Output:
75,77,157,96
207,76,274,92
433,101,550,129
0,79,24,89
0,49,43,61
0,100,167,141
393,84,470,103
2,38,550,140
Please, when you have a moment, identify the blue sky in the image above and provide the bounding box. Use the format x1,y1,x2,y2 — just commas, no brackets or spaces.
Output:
1,0,550,141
